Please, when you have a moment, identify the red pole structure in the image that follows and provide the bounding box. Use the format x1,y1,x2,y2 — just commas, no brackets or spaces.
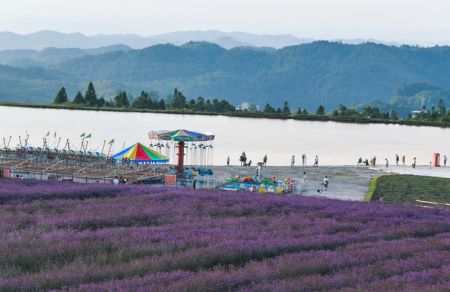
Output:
177,141,185,173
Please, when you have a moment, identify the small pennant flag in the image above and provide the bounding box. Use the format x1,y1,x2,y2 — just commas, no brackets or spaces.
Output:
54,131,57,138
85,133,92,138
45,131,50,137
80,133,85,138
108,138,115,144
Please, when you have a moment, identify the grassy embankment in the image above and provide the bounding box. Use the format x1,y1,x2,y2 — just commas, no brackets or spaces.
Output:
2,102,450,128
367,175,450,205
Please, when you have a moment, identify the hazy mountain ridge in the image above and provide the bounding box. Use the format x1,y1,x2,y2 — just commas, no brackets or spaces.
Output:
0,30,309,50
357,82,450,117
3,41,450,111
0,45,131,66
53,41,450,108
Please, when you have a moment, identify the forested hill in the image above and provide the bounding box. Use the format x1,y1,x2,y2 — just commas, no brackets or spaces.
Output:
4,41,450,109
55,41,450,108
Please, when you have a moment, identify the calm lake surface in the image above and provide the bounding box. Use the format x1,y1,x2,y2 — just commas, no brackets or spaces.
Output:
0,106,449,166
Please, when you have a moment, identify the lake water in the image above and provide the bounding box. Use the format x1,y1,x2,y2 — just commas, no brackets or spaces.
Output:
0,106,449,166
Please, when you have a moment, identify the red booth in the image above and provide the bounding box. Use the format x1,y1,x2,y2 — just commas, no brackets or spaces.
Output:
433,153,440,167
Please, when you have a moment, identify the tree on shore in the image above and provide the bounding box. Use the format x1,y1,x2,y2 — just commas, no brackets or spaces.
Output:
73,91,85,104
114,91,130,108
170,88,187,109
132,91,154,109
158,99,166,110
316,105,325,115
54,87,68,104
282,101,290,114
84,82,98,106
263,103,276,113
296,108,308,116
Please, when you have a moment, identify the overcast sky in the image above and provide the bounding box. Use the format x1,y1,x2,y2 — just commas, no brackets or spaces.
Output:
2,0,450,44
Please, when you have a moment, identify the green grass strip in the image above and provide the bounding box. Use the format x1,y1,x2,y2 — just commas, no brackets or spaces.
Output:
364,175,381,202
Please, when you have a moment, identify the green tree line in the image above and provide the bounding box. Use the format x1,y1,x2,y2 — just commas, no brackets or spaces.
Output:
54,85,234,113
53,83,450,123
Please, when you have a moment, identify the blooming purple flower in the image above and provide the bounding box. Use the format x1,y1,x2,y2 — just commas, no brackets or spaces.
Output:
0,178,448,291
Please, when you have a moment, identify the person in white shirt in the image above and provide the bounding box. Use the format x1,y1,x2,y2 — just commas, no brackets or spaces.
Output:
113,177,119,185
323,176,329,191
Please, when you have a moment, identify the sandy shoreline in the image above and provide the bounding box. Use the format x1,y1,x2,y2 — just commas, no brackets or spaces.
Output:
209,165,381,201
378,165,450,178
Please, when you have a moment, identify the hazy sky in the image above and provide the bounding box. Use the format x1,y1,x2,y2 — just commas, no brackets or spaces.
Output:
2,0,450,43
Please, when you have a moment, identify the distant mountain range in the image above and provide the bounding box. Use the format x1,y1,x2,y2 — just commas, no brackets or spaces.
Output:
0,30,311,50
0,45,131,66
0,30,407,51
2,41,450,113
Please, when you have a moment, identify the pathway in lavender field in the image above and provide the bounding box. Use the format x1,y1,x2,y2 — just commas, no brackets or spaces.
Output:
211,166,380,201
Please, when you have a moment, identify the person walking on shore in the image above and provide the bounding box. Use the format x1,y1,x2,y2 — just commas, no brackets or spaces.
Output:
402,155,406,166
370,156,377,167
227,156,230,166
358,157,363,166
395,154,399,166
313,155,319,167
302,154,306,167
240,152,247,166
412,157,417,168
444,155,447,167
323,176,329,191
263,155,268,166
385,158,389,168
256,165,262,180
291,155,295,167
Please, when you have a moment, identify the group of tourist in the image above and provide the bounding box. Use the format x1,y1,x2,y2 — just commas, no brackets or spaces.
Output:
357,153,448,169
291,154,319,167
230,153,321,168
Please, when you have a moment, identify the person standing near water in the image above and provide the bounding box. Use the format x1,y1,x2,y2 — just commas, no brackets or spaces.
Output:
385,158,389,168
357,157,363,166
263,155,268,166
412,157,417,168
444,155,447,167
302,154,306,167
227,156,230,166
402,155,406,166
395,154,399,166
291,155,295,167
313,155,319,167
256,164,262,180
323,176,329,191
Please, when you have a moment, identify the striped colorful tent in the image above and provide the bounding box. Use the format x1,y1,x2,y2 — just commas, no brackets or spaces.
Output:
151,129,214,142
112,143,169,164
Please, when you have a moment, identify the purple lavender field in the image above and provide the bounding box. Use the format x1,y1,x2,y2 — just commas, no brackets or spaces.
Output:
0,179,449,291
